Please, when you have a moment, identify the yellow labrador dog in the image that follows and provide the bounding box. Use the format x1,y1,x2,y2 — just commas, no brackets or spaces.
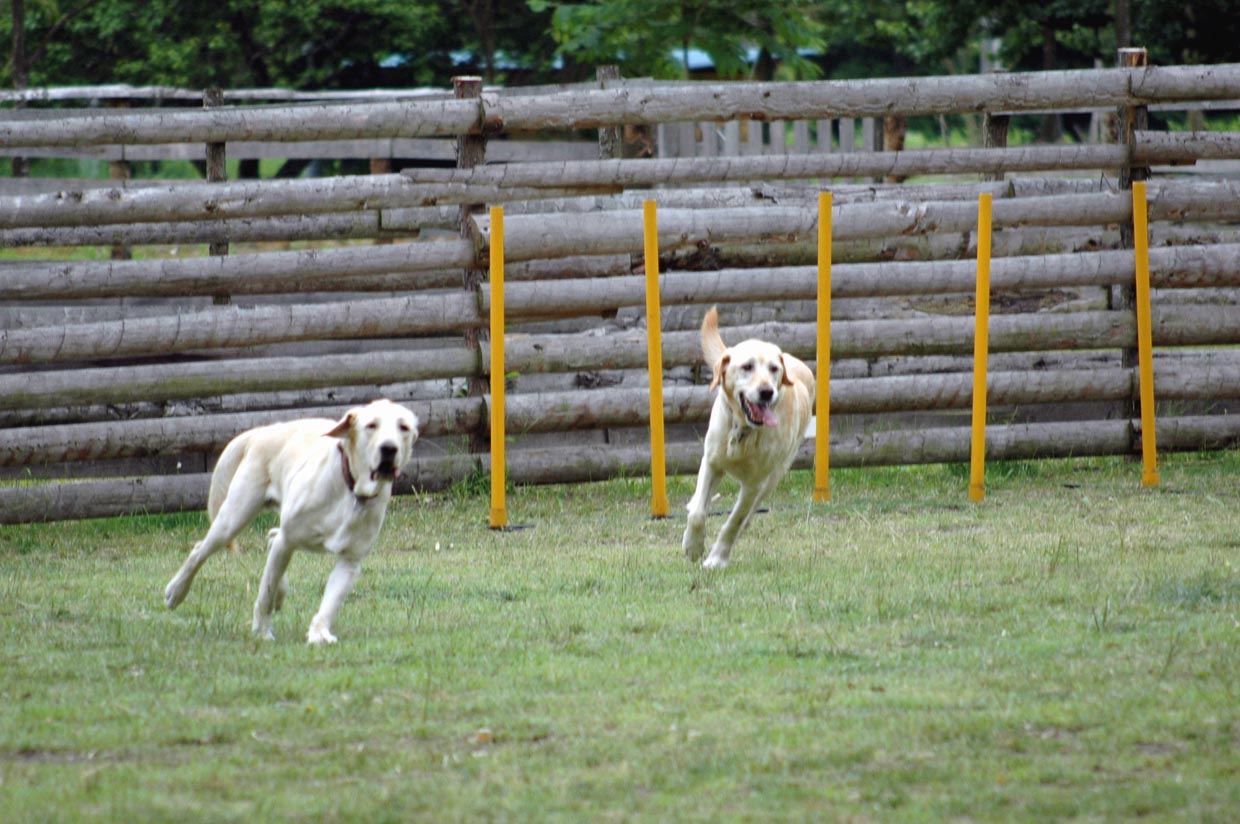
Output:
164,399,418,644
682,308,815,569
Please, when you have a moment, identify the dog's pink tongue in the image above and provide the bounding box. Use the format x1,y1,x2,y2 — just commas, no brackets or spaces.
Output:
756,405,778,426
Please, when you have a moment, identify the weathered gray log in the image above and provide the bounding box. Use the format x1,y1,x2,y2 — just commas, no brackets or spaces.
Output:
489,307,1240,376
0,178,1110,247
486,244,1240,319
6,412,1240,524
0,292,483,365
0,348,478,411
0,173,600,231
471,189,1240,264
10,358,1240,469
8,303,1238,410
1136,131,1240,161
2,65,1235,150
0,238,475,301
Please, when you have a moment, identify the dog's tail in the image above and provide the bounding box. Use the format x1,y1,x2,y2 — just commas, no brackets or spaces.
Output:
700,306,727,368
208,434,247,553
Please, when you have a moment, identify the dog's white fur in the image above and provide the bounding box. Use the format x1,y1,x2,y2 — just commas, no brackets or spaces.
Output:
164,399,418,644
682,307,815,568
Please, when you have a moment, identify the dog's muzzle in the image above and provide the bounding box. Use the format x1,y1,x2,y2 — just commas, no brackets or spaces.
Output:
740,392,778,427
374,443,400,480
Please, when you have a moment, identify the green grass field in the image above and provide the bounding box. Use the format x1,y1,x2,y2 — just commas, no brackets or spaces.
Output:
2,454,1238,822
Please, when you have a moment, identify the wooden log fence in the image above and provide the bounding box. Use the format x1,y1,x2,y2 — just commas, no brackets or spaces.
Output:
5,184,1239,304
6,240,1240,368
5,61,1240,522
7,354,1240,469
7,412,1240,525
3,64,1238,149
7,301,1240,412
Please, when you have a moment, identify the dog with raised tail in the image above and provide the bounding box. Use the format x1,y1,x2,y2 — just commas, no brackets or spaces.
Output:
164,399,418,644
682,307,815,569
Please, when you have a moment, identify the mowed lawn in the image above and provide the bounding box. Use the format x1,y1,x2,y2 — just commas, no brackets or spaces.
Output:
2,453,1238,822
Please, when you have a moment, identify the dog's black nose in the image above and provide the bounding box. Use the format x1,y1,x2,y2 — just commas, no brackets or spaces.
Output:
758,386,775,403
379,443,398,461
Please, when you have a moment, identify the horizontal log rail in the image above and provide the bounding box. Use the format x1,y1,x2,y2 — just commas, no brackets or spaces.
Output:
5,305,1240,409
5,413,1239,524
7,243,1240,367
1,64,1237,149
6,355,1240,468
6,185,1240,303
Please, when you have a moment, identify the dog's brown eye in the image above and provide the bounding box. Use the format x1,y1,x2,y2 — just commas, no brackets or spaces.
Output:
769,364,780,375
740,361,754,372
399,422,411,432
365,421,378,430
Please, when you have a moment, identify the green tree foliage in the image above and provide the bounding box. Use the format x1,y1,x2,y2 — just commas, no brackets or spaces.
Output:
6,0,450,88
532,0,826,80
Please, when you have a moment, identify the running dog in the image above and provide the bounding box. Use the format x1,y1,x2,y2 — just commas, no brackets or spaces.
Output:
682,308,815,568
164,399,418,644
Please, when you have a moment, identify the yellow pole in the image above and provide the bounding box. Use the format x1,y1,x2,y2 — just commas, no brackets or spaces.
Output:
969,193,992,502
489,206,507,529
1132,181,1160,486
813,191,832,503
644,200,669,518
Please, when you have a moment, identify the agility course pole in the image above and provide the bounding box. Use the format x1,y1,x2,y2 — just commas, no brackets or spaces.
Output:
813,191,832,503
643,200,669,518
489,205,507,529
1132,181,1160,487
969,193,993,502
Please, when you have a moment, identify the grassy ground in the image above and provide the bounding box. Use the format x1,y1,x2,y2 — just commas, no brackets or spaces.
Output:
1,453,1238,822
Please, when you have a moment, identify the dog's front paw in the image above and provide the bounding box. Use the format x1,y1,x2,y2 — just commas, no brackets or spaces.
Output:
682,531,706,562
702,550,730,570
252,615,276,641
307,626,337,645
164,578,187,610
307,616,337,645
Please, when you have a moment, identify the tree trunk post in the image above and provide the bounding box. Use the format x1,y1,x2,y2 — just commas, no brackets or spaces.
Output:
204,88,230,303
455,76,490,455
10,0,29,178
107,98,133,261
982,113,1010,182
1116,47,1150,445
369,156,395,244
597,65,621,160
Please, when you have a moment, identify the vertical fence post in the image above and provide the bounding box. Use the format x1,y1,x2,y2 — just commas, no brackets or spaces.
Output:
489,205,508,528
109,97,134,263
203,88,229,303
597,65,621,159
643,200,669,519
1116,47,1149,447
813,191,832,504
455,75,490,456
1132,181,1160,487
969,193,993,502
982,112,1010,183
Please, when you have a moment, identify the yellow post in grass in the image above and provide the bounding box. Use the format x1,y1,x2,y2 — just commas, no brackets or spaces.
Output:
488,206,507,529
969,193,993,502
643,200,669,518
813,191,832,503
1132,181,1160,487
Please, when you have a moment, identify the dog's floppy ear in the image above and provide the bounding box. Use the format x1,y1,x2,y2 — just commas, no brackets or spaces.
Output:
326,410,356,439
779,354,795,387
710,353,730,392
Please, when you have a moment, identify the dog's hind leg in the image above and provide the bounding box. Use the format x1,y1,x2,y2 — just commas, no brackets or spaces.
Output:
252,528,295,641
307,557,362,645
164,466,268,610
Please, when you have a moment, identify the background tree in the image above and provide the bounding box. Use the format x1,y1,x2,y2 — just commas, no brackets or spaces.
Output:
534,0,826,80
